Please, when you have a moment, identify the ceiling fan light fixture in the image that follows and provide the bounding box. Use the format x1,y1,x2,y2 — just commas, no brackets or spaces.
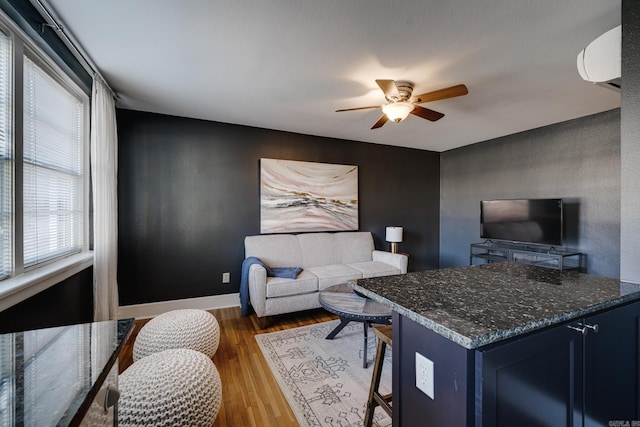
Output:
382,101,414,123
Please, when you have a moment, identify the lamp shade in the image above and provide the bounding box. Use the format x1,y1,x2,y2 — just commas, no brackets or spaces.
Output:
386,226,403,243
382,102,414,122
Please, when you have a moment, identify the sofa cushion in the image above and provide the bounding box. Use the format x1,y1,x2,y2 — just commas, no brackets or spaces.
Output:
245,234,303,267
347,261,401,279
306,264,362,291
265,270,318,298
297,233,342,267
335,232,375,264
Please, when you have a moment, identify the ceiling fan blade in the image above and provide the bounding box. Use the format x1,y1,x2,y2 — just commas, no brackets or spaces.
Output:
411,105,445,121
413,84,468,104
335,105,381,112
371,114,388,129
376,79,401,99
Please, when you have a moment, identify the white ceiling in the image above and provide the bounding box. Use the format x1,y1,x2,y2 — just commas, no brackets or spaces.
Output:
46,0,620,152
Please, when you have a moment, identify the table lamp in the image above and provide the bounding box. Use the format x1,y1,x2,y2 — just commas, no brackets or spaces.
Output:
386,226,403,254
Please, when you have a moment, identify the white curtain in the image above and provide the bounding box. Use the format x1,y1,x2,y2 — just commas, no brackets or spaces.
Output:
91,76,119,321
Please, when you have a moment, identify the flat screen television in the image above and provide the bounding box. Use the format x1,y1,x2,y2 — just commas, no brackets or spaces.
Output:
480,198,563,246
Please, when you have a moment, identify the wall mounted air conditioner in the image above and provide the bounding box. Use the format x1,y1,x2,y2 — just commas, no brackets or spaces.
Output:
577,25,621,91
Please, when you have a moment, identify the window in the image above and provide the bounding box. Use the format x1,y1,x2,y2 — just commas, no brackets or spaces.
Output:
0,30,11,280
22,57,85,268
0,11,91,424
0,17,89,283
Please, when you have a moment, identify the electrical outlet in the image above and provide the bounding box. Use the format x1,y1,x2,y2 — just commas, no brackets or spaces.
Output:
415,352,434,399
222,272,230,283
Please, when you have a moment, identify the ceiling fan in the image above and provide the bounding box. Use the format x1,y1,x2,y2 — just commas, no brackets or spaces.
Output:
336,80,468,129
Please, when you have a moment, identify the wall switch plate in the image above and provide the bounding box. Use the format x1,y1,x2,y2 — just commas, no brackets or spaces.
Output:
222,272,230,283
416,352,435,399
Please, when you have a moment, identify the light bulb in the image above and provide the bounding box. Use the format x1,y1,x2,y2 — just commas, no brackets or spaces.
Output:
382,101,414,122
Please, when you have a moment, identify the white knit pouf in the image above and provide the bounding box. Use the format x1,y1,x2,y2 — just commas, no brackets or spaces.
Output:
133,309,220,361
119,348,222,427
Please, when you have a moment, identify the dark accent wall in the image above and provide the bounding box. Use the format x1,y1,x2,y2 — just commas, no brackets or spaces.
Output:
440,109,620,278
621,0,640,283
117,109,440,306
0,267,93,334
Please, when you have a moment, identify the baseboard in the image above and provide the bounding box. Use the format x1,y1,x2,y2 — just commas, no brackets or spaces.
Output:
118,293,240,319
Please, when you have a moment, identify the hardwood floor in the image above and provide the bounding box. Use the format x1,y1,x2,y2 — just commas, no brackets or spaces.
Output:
118,307,338,427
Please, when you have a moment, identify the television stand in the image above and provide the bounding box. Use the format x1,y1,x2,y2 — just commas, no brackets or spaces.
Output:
469,241,583,272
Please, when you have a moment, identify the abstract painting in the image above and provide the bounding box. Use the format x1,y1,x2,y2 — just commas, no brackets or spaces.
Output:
260,159,358,233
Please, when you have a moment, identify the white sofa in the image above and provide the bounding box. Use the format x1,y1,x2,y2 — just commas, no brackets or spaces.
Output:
244,231,407,327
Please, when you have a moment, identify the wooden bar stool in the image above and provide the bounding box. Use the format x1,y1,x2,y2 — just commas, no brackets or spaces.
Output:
364,324,393,426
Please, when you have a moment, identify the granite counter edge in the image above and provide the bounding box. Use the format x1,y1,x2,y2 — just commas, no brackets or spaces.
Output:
350,281,640,350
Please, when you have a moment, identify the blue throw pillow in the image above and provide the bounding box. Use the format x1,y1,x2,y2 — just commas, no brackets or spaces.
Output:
267,267,303,279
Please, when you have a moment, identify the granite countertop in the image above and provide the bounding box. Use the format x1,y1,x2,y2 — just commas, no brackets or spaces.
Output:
350,262,640,349
0,318,134,426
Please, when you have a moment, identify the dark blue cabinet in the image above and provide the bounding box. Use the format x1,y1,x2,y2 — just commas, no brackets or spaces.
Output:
583,302,640,425
478,322,584,426
394,301,640,426
478,301,640,426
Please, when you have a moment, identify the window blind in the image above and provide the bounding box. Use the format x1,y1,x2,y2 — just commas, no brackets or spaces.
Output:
0,31,11,279
23,56,84,268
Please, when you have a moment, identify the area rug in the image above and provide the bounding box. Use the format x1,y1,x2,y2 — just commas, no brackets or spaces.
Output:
255,320,392,427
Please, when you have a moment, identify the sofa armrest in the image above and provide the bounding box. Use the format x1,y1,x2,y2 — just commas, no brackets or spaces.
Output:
248,264,268,317
372,250,408,274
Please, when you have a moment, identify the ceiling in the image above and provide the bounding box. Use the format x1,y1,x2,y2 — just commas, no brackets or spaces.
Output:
45,0,621,152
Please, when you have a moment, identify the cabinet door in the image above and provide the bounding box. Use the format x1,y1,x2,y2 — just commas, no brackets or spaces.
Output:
584,301,640,426
478,324,583,427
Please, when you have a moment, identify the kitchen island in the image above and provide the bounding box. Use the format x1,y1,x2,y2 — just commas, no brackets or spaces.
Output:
350,262,640,427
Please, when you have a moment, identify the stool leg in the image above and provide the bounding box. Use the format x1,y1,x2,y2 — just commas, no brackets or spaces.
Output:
363,321,368,368
364,337,387,427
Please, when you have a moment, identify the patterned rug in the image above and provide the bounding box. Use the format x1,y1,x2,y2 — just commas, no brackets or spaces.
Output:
255,320,392,427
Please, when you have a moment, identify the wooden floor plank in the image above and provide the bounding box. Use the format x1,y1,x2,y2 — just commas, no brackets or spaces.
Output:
118,306,337,427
